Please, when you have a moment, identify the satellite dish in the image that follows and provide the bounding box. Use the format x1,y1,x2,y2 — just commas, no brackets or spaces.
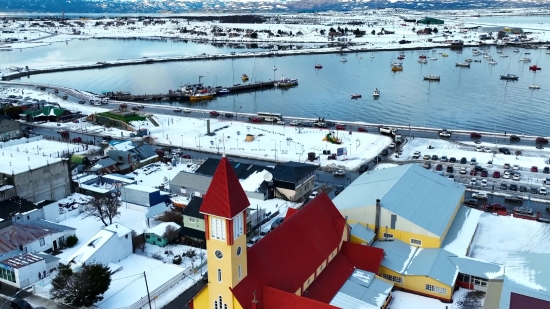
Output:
264,172,273,182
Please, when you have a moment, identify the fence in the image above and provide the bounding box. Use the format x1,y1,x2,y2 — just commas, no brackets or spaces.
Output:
0,135,43,148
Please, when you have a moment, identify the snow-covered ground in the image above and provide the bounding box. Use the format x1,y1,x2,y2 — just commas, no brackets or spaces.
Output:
391,288,484,309
132,159,200,188
0,136,98,157
469,212,550,264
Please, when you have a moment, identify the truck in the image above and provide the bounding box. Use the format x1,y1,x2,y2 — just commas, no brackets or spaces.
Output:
379,127,396,135
394,134,403,143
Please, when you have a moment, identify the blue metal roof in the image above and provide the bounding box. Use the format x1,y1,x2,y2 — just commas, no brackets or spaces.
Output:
448,256,503,280
330,269,393,309
442,206,483,256
499,253,550,309
372,240,417,274
405,248,458,287
349,223,376,245
334,164,465,237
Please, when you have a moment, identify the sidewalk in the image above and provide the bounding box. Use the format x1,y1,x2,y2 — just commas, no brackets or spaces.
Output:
0,283,72,309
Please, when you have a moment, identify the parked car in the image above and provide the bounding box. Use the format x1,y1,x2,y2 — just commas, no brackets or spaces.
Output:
539,187,547,196
510,184,518,191
459,167,467,174
505,195,524,203
423,155,431,160
510,135,520,142
270,217,285,230
519,185,528,192
440,155,448,162
487,203,506,212
183,108,191,113
503,171,511,179
481,179,488,187
504,163,511,169
499,148,511,155
439,130,451,137
336,125,346,130
470,157,477,165
475,145,483,152
290,120,300,126
500,183,508,190
470,132,482,138
448,174,455,181
224,113,234,118
412,152,421,159
480,169,488,177
446,165,454,173
513,206,533,215
449,157,457,163
246,236,261,248
335,185,346,196
536,137,549,144
333,169,345,177
544,167,550,174
308,191,319,199
10,299,32,309
470,178,477,185
358,164,369,173
431,155,439,160
512,173,520,181
460,157,467,164
464,199,478,206
209,111,220,116
472,192,488,199
531,166,539,173
358,127,368,132
512,164,520,170
492,171,501,178
132,106,140,111
470,170,477,176
423,162,432,169
72,137,82,143
436,164,443,171
181,154,192,159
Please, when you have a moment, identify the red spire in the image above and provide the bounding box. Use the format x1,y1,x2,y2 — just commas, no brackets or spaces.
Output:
200,157,250,219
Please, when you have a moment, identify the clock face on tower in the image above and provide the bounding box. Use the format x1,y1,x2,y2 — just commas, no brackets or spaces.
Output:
236,246,242,256
215,250,223,259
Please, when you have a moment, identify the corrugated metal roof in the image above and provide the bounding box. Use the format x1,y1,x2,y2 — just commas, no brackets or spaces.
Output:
170,172,212,192
499,253,550,309
372,240,417,274
448,256,503,280
334,164,465,237
0,252,43,269
405,248,458,287
19,220,76,233
330,269,393,309
349,223,375,245
441,206,483,256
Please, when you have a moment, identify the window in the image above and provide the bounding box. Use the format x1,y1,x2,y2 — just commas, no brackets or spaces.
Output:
233,213,244,239
238,265,242,279
382,273,402,284
224,305,227,309
219,296,223,307
0,267,16,283
410,238,422,246
425,284,446,295
39,237,45,246
146,235,150,239
157,238,161,242
125,234,128,239
383,233,394,238
210,217,226,241
189,217,196,223
59,236,65,242
320,264,323,271
217,269,222,283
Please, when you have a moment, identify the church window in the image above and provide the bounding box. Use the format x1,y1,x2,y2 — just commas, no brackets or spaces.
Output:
238,265,242,279
217,269,222,283
224,305,228,309
210,217,226,241
233,213,244,239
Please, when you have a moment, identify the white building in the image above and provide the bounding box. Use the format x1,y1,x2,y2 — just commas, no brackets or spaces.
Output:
0,220,76,253
0,250,60,289
68,223,133,267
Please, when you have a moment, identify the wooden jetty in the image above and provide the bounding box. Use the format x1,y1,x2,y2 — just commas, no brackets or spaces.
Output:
106,80,278,102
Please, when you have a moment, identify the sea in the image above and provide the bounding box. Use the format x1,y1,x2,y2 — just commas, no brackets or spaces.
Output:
3,19,550,136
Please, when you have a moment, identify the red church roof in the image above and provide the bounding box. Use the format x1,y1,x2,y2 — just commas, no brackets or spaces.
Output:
284,207,298,220
341,241,384,274
263,286,340,309
231,193,347,309
199,157,250,219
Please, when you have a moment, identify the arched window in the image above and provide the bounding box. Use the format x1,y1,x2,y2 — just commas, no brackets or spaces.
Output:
224,305,228,309
219,296,223,307
217,269,222,282
214,300,218,309
238,264,242,279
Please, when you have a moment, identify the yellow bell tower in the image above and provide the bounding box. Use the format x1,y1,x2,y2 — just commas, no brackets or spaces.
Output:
199,157,250,309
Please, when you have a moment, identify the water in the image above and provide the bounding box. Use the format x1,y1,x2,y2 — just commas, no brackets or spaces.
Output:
0,38,271,68
24,46,550,135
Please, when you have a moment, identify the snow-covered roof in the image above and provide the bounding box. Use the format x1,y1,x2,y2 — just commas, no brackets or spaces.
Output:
112,141,135,151
239,170,269,192
0,150,63,175
500,253,550,308
125,184,158,193
103,223,132,237
67,229,115,265
372,239,416,274
330,269,393,309
147,222,180,237
442,206,482,256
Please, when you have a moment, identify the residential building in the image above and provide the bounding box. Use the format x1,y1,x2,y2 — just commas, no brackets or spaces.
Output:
271,161,318,202
67,223,133,266
0,220,76,253
121,184,164,207
333,164,465,248
0,197,53,227
180,196,206,247
0,250,59,289
145,222,180,247
189,157,392,309
0,119,20,141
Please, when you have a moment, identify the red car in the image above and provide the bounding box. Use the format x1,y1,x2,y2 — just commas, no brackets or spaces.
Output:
536,137,548,144
357,127,367,132
487,203,506,212
209,111,220,116
470,132,482,138
492,171,501,178
470,170,477,176
181,154,192,159
480,169,488,177
72,137,82,143
531,166,539,173
336,125,346,130
250,117,261,123
436,164,443,171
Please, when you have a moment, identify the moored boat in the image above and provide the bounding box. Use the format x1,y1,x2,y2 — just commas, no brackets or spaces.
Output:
418,58,427,64
315,64,323,69
274,76,298,88
373,88,380,97
500,74,519,80
190,93,215,101
391,63,403,72
456,62,470,68
217,89,230,94
341,58,347,62
442,54,448,57
465,59,473,63
529,65,541,71
529,85,541,89
488,61,498,65
519,58,531,62
351,94,362,99
242,74,249,82
423,75,441,81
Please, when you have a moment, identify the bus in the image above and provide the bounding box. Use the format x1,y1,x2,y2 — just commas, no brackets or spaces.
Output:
257,112,282,121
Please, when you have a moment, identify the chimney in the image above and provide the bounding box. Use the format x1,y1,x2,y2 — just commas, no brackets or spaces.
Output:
374,199,381,238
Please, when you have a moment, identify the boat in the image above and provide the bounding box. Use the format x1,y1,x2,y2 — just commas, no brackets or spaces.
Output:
547,50,550,54
529,65,541,71
465,59,473,63
242,74,249,82
216,89,230,94
488,61,498,65
274,76,298,88
513,49,520,53
442,54,448,57
341,58,347,62
418,58,428,64
315,64,323,69
529,85,541,89
483,55,492,59
351,94,362,99
373,88,380,97
190,93,214,101
519,58,531,62
500,54,508,58
371,55,375,58
391,63,403,72
397,55,405,60
474,60,481,63
430,57,437,60
500,74,519,80
423,75,441,81
419,55,427,59
273,66,277,71
456,62,471,68
524,52,530,55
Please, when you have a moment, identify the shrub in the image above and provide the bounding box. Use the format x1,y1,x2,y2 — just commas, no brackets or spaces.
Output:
66,235,79,248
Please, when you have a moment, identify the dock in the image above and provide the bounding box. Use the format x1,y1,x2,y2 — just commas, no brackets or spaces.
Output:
105,80,278,102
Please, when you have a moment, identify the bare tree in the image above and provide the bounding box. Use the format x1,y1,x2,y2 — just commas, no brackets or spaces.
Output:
83,195,121,226
163,225,180,244
158,210,183,226
515,150,522,159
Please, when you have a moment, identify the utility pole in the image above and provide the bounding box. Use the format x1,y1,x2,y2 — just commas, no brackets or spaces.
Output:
144,271,153,309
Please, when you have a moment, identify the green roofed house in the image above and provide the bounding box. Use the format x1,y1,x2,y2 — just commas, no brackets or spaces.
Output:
70,155,91,166
145,222,180,247
417,17,444,25
22,106,72,122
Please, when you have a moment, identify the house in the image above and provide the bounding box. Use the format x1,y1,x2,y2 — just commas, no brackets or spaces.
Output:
189,157,392,309
0,197,53,226
121,184,164,207
179,196,206,247
271,161,318,202
333,164,465,248
0,250,59,289
0,119,20,141
89,157,118,174
0,220,76,253
67,223,133,266
145,222,180,247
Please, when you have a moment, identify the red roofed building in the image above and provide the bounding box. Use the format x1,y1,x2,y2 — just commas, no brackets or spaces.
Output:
190,157,392,309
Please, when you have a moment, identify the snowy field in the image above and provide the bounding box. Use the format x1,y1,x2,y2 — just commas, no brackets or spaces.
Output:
132,157,200,188
469,212,550,264
0,136,98,157
391,288,484,309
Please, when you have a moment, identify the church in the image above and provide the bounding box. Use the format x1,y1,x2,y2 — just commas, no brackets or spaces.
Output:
189,157,393,309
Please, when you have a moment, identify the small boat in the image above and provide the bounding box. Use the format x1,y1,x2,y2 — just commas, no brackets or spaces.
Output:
529,85,541,89
500,74,519,80
500,54,508,58
373,88,380,97
274,76,298,88
190,93,214,101
430,57,437,60
359,56,363,59
529,65,541,71
217,89,230,95
391,63,403,72
442,54,448,57
351,94,362,99
474,60,481,63
419,55,427,59
273,66,277,71
242,74,249,82
423,75,441,81
371,55,375,58
465,59,473,63
456,62,471,68
513,49,520,53
483,55,492,59
418,59,428,64
488,61,498,65
397,55,405,60
519,58,531,62
341,58,347,62
524,52,530,55
315,64,323,69
496,51,503,54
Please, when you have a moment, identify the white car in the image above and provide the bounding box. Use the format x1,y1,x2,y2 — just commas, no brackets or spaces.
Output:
513,164,520,170
513,174,520,181
503,171,511,179
470,177,477,185
472,192,488,199
481,179,488,187
483,147,492,153
539,187,547,196
389,143,396,149
459,167,467,174
333,170,345,177
183,108,191,113
475,146,483,152
439,130,451,137
174,107,182,112
277,120,285,125
308,191,319,199
290,120,300,126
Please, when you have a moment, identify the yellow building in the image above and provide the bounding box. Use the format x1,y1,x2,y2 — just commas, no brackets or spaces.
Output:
190,157,394,309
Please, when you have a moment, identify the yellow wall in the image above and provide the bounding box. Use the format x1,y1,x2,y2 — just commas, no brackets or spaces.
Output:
403,275,453,301
295,288,301,295
302,272,316,291
316,260,327,277
378,266,404,288
232,296,244,309
365,223,441,249
192,285,210,309
483,279,504,309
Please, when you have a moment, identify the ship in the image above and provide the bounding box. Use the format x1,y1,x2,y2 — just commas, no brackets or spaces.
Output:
189,93,215,101
274,76,298,88
391,63,403,72
423,75,441,81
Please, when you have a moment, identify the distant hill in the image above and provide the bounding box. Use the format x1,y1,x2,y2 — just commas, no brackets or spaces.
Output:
0,0,547,14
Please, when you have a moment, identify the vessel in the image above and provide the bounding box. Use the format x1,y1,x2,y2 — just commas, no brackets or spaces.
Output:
242,74,249,82
351,94,362,99
500,74,519,81
529,85,541,89
423,75,441,81
190,93,215,101
456,62,471,68
373,88,380,97
274,76,298,88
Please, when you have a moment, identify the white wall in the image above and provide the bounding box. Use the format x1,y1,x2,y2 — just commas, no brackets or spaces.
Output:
12,209,43,223
43,202,61,221
14,260,47,289
24,235,53,254
86,232,132,265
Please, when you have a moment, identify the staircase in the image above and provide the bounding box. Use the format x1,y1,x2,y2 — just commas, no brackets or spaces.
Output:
147,115,160,127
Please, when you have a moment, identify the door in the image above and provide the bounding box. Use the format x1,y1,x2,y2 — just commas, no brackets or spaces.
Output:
472,277,488,292
53,240,57,251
